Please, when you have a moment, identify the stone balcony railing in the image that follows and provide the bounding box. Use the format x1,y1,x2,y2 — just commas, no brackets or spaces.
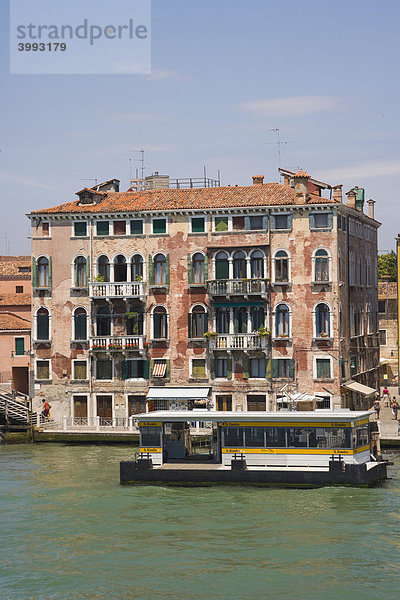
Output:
90,335,146,352
207,279,269,297
209,333,268,351
89,282,146,300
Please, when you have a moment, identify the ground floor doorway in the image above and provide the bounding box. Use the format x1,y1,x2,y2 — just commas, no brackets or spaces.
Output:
216,395,232,411
12,367,28,395
96,395,112,424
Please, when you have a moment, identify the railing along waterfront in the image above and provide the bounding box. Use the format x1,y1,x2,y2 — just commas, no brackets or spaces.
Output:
89,282,146,299
90,335,146,352
209,333,267,350
207,279,268,296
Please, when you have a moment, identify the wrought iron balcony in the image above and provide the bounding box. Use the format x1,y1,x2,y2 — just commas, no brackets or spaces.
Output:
89,282,146,300
90,335,146,352
209,333,267,351
207,279,269,297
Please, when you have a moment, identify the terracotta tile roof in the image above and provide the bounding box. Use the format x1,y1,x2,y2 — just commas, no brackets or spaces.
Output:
0,293,31,306
31,183,337,215
0,256,31,277
0,312,31,331
294,170,310,178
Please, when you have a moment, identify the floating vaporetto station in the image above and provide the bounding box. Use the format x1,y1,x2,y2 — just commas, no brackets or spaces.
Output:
120,410,388,487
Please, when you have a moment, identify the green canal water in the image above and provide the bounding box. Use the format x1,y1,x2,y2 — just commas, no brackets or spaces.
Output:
1,444,399,600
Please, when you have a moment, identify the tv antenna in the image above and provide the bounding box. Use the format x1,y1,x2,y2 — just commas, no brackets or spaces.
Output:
266,128,292,179
116,157,133,182
80,178,98,188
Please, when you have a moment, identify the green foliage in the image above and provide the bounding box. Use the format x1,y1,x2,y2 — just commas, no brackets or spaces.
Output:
378,251,397,282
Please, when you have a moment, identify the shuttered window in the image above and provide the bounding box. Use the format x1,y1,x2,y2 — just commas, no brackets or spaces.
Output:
96,221,109,236
74,222,87,237
15,338,25,356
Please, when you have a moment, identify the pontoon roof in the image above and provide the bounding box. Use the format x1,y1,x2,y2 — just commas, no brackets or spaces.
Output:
136,410,372,423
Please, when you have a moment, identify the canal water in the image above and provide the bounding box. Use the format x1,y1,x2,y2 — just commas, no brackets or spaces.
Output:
0,444,399,600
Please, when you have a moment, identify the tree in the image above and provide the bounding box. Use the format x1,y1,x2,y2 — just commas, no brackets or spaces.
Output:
378,251,397,281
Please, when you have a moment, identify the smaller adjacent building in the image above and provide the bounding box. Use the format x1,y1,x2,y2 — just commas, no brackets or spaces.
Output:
378,279,398,385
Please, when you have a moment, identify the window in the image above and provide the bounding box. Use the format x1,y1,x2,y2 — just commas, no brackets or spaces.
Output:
152,218,167,234
96,221,109,236
153,306,168,339
233,251,247,279
192,253,205,284
216,357,228,378
314,249,329,282
113,220,126,235
154,254,167,285
215,251,229,280
141,426,161,446
192,359,206,379
251,306,265,331
74,221,87,237
114,255,127,282
97,255,110,282
37,257,50,287
234,307,248,333
96,359,113,380
315,358,332,379
73,307,87,340
36,307,50,340
131,254,144,281
73,360,87,380
123,359,146,379
189,305,207,338
232,216,245,230
152,359,167,378
130,219,143,235
96,307,111,336
274,250,289,282
247,395,266,411
277,359,290,378
250,250,264,279
250,357,266,378
74,256,87,287
275,304,290,337
310,212,333,229
36,360,50,380
245,427,265,446
216,307,230,333
379,330,387,346
126,311,144,336
191,217,205,233
378,300,386,314
214,216,228,232
42,222,50,236
15,338,25,356
271,213,291,230
73,395,88,419
315,303,331,337
16,286,23,293
249,215,264,230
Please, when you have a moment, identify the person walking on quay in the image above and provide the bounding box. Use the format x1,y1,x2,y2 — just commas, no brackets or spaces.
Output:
382,387,390,407
372,398,381,420
41,398,50,421
392,398,399,421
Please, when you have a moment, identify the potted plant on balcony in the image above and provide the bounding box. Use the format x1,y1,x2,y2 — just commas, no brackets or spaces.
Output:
94,274,104,282
108,343,122,350
258,326,271,337
203,331,218,339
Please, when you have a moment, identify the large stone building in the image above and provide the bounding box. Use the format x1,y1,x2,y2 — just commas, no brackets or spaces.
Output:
378,279,398,384
27,170,380,423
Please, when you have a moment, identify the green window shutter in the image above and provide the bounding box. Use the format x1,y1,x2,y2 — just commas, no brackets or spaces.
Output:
165,359,171,379
97,221,109,236
227,358,232,380
265,358,272,378
32,257,38,287
166,255,170,285
187,253,193,284
270,215,276,230
327,212,333,229
242,356,249,379
121,359,127,380
244,216,251,230
149,359,154,378
210,359,215,380
74,260,78,287
289,359,295,379
48,257,52,288
271,359,279,379
204,313,208,332
309,213,315,229
188,313,192,338
204,255,208,281
148,255,154,285
233,308,239,334
262,215,268,230
287,214,293,230
15,338,25,355
153,218,166,234
130,220,143,235
74,222,87,236
86,256,90,286
143,360,149,380
192,217,204,232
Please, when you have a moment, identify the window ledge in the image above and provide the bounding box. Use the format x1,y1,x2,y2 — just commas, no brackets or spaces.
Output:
70,236,89,240
35,379,52,383
32,237,52,240
188,283,207,289
149,233,169,237
149,285,169,292
312,281,332,286
313,378,334,383
270,228,292,233
188,232,207,236
272,337,291,342
309,227,333,232
312,337,333,342
70,379,89,384
271,281,291,286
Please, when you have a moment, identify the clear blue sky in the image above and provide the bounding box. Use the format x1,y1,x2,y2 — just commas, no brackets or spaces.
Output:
1,0,399,254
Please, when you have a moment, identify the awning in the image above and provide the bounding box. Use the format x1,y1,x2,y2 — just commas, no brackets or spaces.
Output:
152,362,166,378
147,387,210,401
342,380,376,397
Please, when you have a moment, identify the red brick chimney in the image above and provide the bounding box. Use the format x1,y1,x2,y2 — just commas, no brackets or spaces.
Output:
252,175,264,185
332,185,342,203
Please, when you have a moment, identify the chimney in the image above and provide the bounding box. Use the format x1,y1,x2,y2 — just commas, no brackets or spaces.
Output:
252,175,264,185
332,185,342,203
293,170,311,201
346,189,356,209
367,199,375,220
283,174,290,187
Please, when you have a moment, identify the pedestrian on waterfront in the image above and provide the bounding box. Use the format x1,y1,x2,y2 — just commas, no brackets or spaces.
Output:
382,387,390,407
41,398,50,420
373,398,381,420
392,398,399,421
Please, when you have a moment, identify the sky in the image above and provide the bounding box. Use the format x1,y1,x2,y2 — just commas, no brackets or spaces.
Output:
1,0,400,255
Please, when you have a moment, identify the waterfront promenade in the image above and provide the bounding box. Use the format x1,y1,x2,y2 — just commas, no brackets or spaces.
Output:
377,385,400,445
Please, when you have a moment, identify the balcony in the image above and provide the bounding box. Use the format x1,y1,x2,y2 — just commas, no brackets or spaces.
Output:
89,282,146,300
209,333,267,351
207,279,268,298
90,335,146,352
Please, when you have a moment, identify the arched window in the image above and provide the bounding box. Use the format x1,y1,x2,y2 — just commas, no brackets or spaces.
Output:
74,256,87,287
96,307,111,336
131,254,143,282
114,255,127,282
74,307,87,340
193,253,205,284
215,251,229,280
250,250,264,279
153,306,168,339
97,255,110,282
154,254,167,285
274,250,289,282
36,307,50,340
37,257,49,287
275,304,290,337
233,251,246,279
315,303,331,337
189,305,207,338
314,249,329,282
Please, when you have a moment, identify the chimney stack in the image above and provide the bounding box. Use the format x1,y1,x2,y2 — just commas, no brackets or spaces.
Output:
252,175,264,185
293,170,310,202
332,185,342,203
367,199,375,220
346,189,356,209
